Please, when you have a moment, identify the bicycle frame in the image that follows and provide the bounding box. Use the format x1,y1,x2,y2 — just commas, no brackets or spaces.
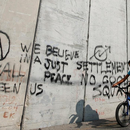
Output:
118,85,130,115
126,95,130,115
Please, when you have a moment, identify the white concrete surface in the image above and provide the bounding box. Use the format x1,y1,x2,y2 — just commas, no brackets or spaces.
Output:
0,0,39,129
23,0,89,129
84,0,127,121
0,0,129,130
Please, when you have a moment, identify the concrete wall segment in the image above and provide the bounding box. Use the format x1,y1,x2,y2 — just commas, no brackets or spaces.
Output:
84,0,127,121
0,0,40,129
23,0,130,129
23,0,89,129
0,0,129,129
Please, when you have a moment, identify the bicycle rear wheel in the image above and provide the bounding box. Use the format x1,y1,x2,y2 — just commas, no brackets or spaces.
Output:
116,102,130,127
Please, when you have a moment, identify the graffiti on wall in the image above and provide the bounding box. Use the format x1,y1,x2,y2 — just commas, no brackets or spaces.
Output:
0,31,10,61
33,43,42,64
30,43,43,96
77,45,127,99
30,83,43,96
0,62,26,83
44,45,79,84
31,44,127,99
2,95,18,119
0,30,30,119
30,44,80,96
20,43,32,63
89,45,111,62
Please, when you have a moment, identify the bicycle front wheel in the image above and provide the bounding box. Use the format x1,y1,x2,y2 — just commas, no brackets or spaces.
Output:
116,102,130,127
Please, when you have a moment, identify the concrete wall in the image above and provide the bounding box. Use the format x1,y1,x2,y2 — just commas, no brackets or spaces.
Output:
0,0,39,129
0,0,129,130
84,0,127,121
128,0,130,62
23,0,89,129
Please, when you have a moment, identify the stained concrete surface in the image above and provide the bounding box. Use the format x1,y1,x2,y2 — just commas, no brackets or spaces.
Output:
32,117,130,130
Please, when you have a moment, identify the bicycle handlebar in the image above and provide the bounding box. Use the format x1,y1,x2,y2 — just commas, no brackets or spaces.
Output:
115,84,130,95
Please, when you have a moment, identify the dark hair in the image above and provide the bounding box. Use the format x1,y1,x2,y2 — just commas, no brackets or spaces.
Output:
128,60,130,64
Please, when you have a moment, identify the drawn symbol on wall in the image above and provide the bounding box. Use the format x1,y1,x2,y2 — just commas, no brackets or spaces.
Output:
89,45,111,62
0,31,10,61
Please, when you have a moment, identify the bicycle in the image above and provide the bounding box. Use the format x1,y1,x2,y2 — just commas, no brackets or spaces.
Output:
115,84,130,127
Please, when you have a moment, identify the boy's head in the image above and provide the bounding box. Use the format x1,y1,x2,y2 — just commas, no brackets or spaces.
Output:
128,60,130,65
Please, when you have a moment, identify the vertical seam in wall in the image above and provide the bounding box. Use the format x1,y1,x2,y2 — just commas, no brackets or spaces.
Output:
82,0,91,122
126,0,128,73
20,0,42,129
126,0,129,88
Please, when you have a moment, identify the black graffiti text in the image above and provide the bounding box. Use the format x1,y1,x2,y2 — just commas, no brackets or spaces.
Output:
0,62,25,82
44,71,72,85
0,31,10,61
46,45,79,61
34,43,42,65
30,83,43,96
20,53,31,63
20,43,31,63
44,58,68,73
21,43,31,53
77,61,126,75
93,75,124,99
0,82,21,94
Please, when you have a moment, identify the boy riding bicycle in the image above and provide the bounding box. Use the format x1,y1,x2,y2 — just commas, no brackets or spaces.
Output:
112,61,130,127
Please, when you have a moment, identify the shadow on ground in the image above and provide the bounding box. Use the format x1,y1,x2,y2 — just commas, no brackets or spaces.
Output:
84,118,122,129
69,100,123,129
